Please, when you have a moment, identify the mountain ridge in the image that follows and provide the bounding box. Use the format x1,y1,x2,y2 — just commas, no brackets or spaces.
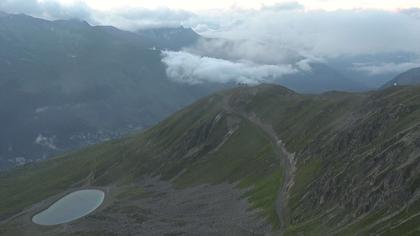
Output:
136,26,201,50
1,84,420,235
381,67,420,88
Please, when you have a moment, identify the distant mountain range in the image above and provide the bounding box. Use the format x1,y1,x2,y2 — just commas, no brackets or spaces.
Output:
381,67,420,88
0,12,223,168
278,62,367,93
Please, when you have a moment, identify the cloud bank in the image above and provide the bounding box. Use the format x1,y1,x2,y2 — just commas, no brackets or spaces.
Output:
161,51,298,84
2,0,420,85
162,6,420,84
93,7,195,29
193,8,420,58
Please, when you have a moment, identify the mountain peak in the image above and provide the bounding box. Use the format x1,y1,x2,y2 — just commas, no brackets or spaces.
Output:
53,18,90,26
136,26,201,50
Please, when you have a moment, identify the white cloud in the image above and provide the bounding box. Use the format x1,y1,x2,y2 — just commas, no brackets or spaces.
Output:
296,58,314,72
2,0,420,83
15,0,420,12
260,2,305,11
178,7,420,82
161,50,298,84
92,7,195,30
193,8,420,58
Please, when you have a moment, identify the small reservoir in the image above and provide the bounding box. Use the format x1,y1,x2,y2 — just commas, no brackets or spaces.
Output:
32,189,105,225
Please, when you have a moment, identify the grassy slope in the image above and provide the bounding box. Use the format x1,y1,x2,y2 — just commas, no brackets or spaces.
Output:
251,86,420,235
0,91,282,234
220,84,420,235
2,84,420,235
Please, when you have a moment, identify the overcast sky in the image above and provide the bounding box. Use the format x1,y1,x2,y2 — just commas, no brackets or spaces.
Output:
22,0,420,11
1,0,420,85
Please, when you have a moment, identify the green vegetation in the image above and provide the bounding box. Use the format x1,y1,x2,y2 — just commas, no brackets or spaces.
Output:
174,119,283,227
0,140,119,217
2,84,420,235
242,170,283,228
289,157,323,210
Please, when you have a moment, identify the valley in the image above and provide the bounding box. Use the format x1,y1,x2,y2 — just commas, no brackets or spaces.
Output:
0,12,397,170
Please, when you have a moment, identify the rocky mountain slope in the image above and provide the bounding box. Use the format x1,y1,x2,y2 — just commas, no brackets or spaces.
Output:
1,84,420,235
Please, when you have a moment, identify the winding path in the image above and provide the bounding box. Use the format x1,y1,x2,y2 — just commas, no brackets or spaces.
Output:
222,92,296,234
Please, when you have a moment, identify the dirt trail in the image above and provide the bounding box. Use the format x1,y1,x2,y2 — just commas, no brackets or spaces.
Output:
223,92,296,234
